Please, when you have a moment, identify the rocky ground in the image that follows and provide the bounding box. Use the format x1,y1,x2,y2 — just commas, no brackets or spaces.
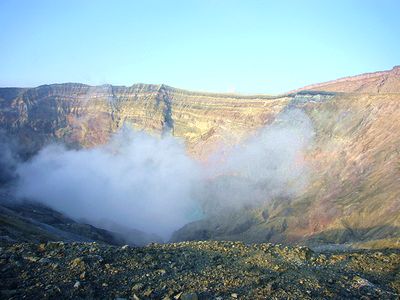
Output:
0,192,161,247
0,241,399,299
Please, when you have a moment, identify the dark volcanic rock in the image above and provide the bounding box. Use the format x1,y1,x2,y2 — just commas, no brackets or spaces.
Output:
0,199,123,245
0,241,399,299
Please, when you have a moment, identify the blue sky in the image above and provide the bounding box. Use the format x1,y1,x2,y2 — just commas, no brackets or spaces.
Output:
0,0,399,94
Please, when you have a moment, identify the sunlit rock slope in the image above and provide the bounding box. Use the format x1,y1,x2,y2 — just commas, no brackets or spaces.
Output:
0,66,399,248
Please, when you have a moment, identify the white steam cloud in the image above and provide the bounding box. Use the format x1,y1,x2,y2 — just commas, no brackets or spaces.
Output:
15,109,314,241
16,128,202,240
199,108,314,214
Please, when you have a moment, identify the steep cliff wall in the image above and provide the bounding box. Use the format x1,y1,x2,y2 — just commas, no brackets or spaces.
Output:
174,92,400,248
292,65,400,93
1,72,399,248
0,83,291,158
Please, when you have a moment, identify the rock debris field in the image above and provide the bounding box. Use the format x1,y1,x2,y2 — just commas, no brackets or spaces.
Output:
1,241,399,299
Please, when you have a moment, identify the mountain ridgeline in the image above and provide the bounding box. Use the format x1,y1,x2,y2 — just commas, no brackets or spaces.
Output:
1,66,400,249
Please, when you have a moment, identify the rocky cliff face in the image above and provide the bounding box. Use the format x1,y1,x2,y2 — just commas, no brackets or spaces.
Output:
0,67,399,248
0,83,290,158
292,65,400,93
173,91,400,248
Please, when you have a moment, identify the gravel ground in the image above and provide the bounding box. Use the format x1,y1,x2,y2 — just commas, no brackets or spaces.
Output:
1,241,399,299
